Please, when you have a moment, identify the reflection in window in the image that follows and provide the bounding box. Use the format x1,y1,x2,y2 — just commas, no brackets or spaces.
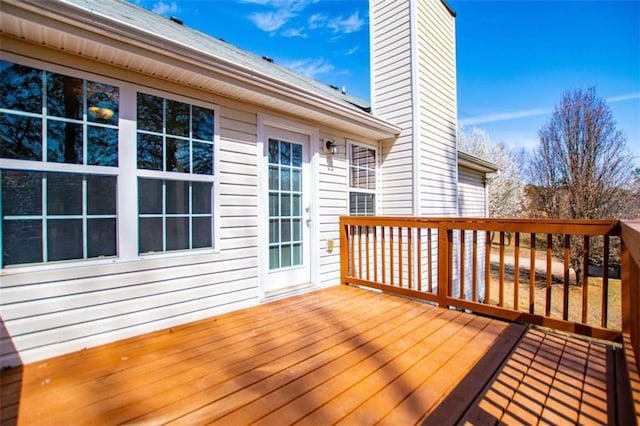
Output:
136,93,214,175
348,144,377,216
1,170,117,266
0,60,119,166
138,178,213,254
0,61,119,267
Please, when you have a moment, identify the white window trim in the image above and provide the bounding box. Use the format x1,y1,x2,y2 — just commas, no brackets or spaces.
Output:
0,55,221,274
346,139,380,215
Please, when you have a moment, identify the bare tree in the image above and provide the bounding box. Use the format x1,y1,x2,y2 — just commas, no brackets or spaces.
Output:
528,87,636,283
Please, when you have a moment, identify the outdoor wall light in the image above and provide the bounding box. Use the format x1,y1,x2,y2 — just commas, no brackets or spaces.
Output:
324,138,338,155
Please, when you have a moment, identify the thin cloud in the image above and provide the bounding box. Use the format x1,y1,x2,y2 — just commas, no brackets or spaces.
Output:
282,27,306,38
345,46,359,55
459,107,551,126
151,1,178,16
460,92,640,126
328,11,364,34
280,58,334,78
606,92,640,103
308,13,327,29
249,10,293,32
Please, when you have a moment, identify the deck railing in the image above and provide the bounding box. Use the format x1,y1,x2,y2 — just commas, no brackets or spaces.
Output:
340,217,639,350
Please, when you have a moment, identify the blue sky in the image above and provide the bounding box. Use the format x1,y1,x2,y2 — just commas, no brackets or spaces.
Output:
133,0,640,162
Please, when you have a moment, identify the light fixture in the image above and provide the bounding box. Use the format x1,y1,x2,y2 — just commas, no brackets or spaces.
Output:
324,138,338,155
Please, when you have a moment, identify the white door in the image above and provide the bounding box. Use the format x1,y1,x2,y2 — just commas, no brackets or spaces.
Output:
263,127,312,293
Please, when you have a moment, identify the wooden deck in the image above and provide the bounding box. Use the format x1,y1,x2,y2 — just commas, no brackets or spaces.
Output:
0,285,633,425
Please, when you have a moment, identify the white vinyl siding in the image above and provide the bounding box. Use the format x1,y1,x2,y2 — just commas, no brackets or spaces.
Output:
416,0,458,217
371,0,414,216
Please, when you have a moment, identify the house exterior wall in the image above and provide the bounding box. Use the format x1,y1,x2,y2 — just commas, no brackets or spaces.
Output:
0,41,376,367
370,0,415,216
415,0,458,217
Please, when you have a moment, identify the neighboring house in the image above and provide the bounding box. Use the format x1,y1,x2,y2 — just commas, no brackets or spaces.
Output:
0,0,494,367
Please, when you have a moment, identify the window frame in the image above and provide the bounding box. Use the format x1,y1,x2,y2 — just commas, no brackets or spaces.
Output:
346,140,379,216
0,55,220,272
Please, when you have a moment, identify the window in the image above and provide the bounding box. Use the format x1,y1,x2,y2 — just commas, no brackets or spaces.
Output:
136,93,215,254
1,59,219,269
0,60,119,267
348,142,377,216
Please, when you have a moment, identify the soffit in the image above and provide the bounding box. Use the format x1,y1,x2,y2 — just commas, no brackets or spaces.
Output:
0,0,400,141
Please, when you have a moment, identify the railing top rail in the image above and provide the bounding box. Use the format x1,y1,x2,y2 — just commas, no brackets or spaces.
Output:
340,216,621,236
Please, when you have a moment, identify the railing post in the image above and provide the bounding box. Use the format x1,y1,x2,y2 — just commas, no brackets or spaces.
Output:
437,225,451,308
339,217,348,286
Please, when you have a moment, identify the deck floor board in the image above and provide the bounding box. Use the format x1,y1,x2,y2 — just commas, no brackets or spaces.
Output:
0,285,626,425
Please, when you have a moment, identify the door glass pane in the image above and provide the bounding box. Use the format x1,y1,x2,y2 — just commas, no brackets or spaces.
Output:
268,139,304,270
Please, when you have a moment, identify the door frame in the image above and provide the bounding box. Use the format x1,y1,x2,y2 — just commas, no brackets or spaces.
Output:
257,113,320,300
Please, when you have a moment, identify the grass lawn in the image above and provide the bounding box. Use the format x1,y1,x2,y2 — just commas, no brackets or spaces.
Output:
487,244,621,331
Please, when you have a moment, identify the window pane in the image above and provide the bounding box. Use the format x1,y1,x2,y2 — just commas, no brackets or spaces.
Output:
139,217,163,253
349,192,375,216
47,120,83,164
281,193,290,216
137,93,163,133
280,141,290,166
192,142,213,175
268,139,279,164
87,175,116,215
47,173,82,215
2,170,42,215
281,218,291,242
192,217,212,248
269,218,279,243
87,126,118,166
292,243,302,266
269,166,279,190
0,113,42,161
87,218,116,257
166,137,190,173
2,220,42,265
269,245,279,270
87,81,118,124
0,61,42,113
281,244,291,267
192,106,214,141
166,217,189,250
192,182,212,214
291,144,302,167
47,73,83,120
280,168,290,191
47,219,83,261
138,178,163,214
291,169,301,192
137,133,163,170
166,180,189,214
166,100,189,137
